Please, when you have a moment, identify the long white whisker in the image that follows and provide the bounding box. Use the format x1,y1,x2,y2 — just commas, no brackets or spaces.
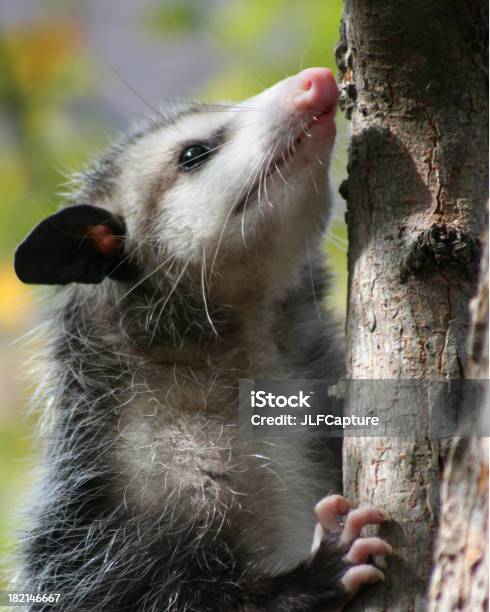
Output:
209,139,272,278
326,231,348,253
328,228,348,246
305,230,322,321
262,140,281,208
240,146,274,245
150,258,191,343
201,249,219,337
274,162,293,191
308,165,319,195
116,252,176,304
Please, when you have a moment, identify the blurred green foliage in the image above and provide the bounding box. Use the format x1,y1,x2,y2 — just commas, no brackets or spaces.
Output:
147,0,343,97
0,20,107,259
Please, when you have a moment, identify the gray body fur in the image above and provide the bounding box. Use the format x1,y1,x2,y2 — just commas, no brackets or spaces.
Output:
19,87,345,611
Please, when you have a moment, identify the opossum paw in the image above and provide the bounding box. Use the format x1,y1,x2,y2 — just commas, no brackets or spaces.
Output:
312,494,392,598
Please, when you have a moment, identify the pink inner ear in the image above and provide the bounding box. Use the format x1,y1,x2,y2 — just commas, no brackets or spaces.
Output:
85,225,123,256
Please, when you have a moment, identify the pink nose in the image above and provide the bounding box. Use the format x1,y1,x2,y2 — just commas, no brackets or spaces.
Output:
292,67,339,114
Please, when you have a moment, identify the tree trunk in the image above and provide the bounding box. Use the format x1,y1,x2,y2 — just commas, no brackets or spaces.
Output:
336,1,488,610
427,232,488,611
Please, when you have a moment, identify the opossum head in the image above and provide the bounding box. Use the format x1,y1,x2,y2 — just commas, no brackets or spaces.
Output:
15,68,338,301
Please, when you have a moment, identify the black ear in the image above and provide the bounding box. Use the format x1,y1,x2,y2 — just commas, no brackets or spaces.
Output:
14,204,137,285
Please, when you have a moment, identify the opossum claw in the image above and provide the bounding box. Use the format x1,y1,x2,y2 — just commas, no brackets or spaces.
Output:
311,495,392,600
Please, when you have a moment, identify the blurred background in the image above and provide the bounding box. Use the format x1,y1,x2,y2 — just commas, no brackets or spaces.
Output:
0,0,347,582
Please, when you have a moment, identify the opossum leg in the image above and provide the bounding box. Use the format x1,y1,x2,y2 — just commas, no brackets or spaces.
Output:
208,496,392,611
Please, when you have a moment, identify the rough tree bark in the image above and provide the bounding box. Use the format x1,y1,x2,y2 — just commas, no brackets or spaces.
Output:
335,1,488,610
427,232,488,611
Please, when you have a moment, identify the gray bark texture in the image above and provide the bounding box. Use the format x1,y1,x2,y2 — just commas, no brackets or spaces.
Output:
335,1,488,610
427,232,488,611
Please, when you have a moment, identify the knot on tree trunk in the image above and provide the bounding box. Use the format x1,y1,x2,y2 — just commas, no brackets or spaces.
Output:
400,223,480,283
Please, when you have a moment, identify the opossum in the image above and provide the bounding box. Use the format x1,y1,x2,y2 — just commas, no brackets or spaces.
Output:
14,67,391,611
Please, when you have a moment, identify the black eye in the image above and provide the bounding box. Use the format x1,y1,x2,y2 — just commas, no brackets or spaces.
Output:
178,144,212,171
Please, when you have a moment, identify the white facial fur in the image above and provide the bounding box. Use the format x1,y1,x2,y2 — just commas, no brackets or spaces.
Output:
111,72,337,284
